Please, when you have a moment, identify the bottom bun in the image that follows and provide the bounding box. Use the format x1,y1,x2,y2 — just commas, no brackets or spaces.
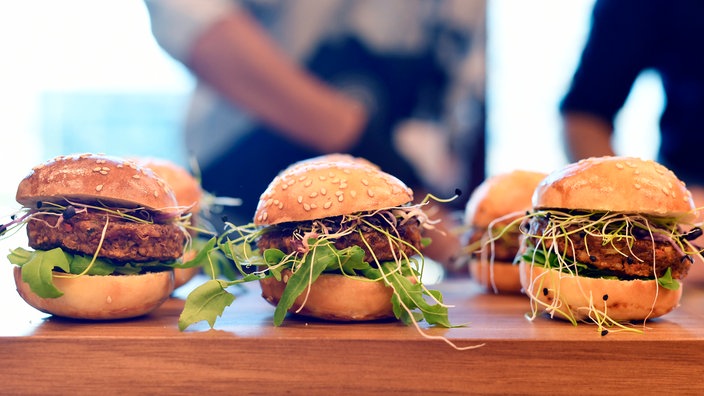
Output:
14,267,174,320
470,259,522,294
259,270,396,321
519,261,682,322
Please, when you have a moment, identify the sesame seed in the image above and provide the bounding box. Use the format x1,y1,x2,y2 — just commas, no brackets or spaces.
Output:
361,179,369,186
310,192,318,198
273,199,279,205
287,179,296,186
662,187,670,195
262,212,268,221
282,184,288,190
102,167,110,171
634,169,641,175
367,190,375,197
304,179,313,187
634,183,641,189
331,178,340,184
350,190,357,198
297,196,303,204
265,199,273,207
299,175,307,181
338,195,344,202
335,191,343,196
96,184,103,192
132,174,140,179
116,164,123,168
328,172,335,178
303,203,311,211
339,183,348,189
324,201,332,209
93,167,102,172
96,159,106,164
154,191,159,197
320,188,327,195
277,202,284,209
319,176,327,181
615,162,624,169
99,171,108,175
310,203,317,209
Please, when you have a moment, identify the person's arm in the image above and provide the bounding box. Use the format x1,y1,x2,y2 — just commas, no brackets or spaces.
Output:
186,8,367,153
561,112,616,161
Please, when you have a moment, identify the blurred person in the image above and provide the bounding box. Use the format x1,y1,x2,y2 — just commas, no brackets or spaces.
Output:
144,0,486,269
560,0,704,282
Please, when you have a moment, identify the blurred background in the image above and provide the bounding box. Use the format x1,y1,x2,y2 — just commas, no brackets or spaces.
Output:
0,0,662,208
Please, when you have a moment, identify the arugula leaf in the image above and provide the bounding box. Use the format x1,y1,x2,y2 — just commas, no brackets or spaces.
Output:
657,267,680,291
11,247,70,298
365,264,453,328
178,279,236,331
273,241,334,326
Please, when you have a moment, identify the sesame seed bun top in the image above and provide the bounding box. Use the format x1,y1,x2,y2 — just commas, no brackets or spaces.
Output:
16,153,180,215
254,158,413,225
464,170,547,227
533,156,697,221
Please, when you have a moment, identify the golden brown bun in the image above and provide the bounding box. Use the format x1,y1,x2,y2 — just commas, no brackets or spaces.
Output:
470,260,522,294
14,267,174,320
534,156,696,221
285,153,380,171
519,261,682,321
254,159,413,225
136,158,202,214
259,270,395,321
16,153,179,214
465,170,547,227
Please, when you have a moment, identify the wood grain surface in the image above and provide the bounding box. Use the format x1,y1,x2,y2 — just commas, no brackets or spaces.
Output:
2,264,704,394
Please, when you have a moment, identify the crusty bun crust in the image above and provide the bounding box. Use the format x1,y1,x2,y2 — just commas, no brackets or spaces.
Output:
533,156,696,221
259,270,396,321
519,261,682,321
136,158,202,214
470,260,522,294
255,160,413,225
16,153,179,213
14,267,174,320
465,170,547,227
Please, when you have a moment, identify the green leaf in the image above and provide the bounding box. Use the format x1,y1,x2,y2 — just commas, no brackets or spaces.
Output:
17,247,70,298
176,236,217,269
273,241,337,326
381,263,453,328
657,267,680,291
7,247,33,266
69,254,117,275
178,279,237,331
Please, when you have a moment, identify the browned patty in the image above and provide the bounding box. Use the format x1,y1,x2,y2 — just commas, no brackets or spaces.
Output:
525,215,691,280
27,212,186,262
257,218,422,263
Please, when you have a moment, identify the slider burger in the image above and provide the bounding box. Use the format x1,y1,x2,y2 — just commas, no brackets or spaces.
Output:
137,157,204,289
464,170,546,293
520,156,701,330
5,153,188,320
179,155,453,330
